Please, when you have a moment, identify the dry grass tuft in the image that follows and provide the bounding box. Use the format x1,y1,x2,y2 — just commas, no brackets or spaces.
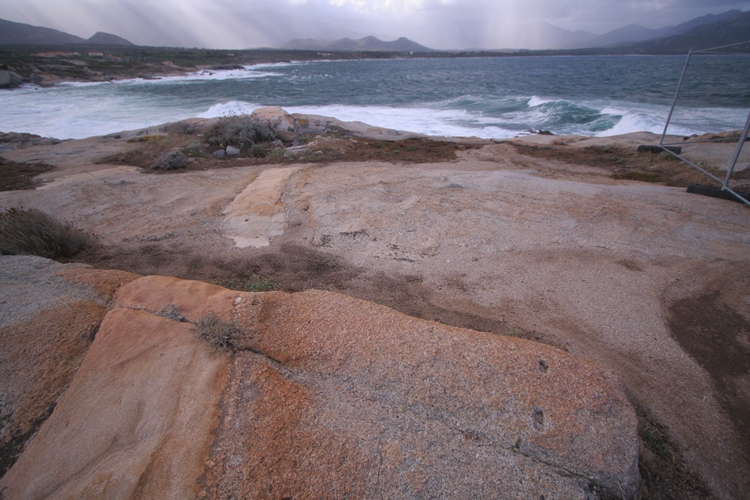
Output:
0,208,97,258
194,312,241,351
155,303,187,322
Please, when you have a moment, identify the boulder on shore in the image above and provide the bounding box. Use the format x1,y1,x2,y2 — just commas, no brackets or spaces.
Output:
250,106,299,142
0,70,24,88
249,106,423,143
0,268,640,499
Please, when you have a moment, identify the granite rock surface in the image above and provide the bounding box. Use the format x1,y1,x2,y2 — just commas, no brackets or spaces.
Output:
1,270,640,498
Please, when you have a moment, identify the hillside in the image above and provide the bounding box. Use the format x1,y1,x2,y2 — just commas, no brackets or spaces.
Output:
0,18,134,46
0,18,85,45
86,32,135,46
627,10,750,53
571,9,742,48
281,36,433,52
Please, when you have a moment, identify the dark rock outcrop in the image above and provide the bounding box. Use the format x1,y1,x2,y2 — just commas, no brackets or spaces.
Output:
0,70,24,88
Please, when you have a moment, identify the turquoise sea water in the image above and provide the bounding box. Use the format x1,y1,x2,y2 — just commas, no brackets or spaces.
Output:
1,54,749,140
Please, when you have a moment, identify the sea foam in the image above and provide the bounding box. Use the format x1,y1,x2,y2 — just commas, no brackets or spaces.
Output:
198,101,261,118
284,104,518,139
596,107,666,137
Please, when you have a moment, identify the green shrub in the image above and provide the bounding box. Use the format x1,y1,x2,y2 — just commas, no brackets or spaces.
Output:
250,144,266,158
194,312,241,351
205,116,275,151
0,208,97,258
222,275,275,292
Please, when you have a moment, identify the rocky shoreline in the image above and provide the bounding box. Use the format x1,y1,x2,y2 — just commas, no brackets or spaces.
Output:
1,109,749,498
0,56,238,88
0,46,424,89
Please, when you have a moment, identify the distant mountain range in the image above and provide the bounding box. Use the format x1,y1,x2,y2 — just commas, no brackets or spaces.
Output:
279,9,748,52
281,36,433,52
625,10,750,53
569,9,743,48
0,9,747,53
0,18,134,46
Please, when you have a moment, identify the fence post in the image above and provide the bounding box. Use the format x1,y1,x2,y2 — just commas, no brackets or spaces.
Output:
660,50,693,147
722,109,750,190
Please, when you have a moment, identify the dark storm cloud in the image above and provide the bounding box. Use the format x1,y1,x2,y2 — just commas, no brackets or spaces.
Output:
0,0,748,49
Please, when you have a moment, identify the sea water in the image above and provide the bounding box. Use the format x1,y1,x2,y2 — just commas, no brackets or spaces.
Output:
1,54,749,140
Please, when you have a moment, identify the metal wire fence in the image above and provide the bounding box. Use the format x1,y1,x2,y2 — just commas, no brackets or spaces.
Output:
660,41,750,206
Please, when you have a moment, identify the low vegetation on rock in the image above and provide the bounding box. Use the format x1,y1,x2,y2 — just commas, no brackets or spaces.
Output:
153,150,186,170
194,312,241,351
222,275,276,292
0,208,96,258
0,155,55,191
155,303,187,322
205,116,276,153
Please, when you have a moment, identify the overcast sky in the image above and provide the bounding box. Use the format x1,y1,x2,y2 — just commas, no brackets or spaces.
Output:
1,0,748,50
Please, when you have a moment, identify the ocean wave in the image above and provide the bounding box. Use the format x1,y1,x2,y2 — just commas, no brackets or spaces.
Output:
198,101,262,118
49,66,284,89
146,68,282,84
245,61,301,70
3,56,743,141
527,96,552,107
596,107,667,137
57,80,112,88
284,104,518,139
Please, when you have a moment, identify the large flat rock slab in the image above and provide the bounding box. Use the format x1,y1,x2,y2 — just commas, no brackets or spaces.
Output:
2,275,640,498
221,166,300,248
209,288,640,498
291,159,750,497
0,256,140,479
126,276,640,497
0,306,228,499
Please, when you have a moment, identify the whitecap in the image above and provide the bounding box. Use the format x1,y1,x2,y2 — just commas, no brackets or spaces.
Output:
198,101,261,118
596,107,666,137
527,96,551,107
285,104,517,139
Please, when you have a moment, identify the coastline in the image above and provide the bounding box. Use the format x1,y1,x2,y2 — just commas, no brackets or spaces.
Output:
0,46,431,89
3,54,716,142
